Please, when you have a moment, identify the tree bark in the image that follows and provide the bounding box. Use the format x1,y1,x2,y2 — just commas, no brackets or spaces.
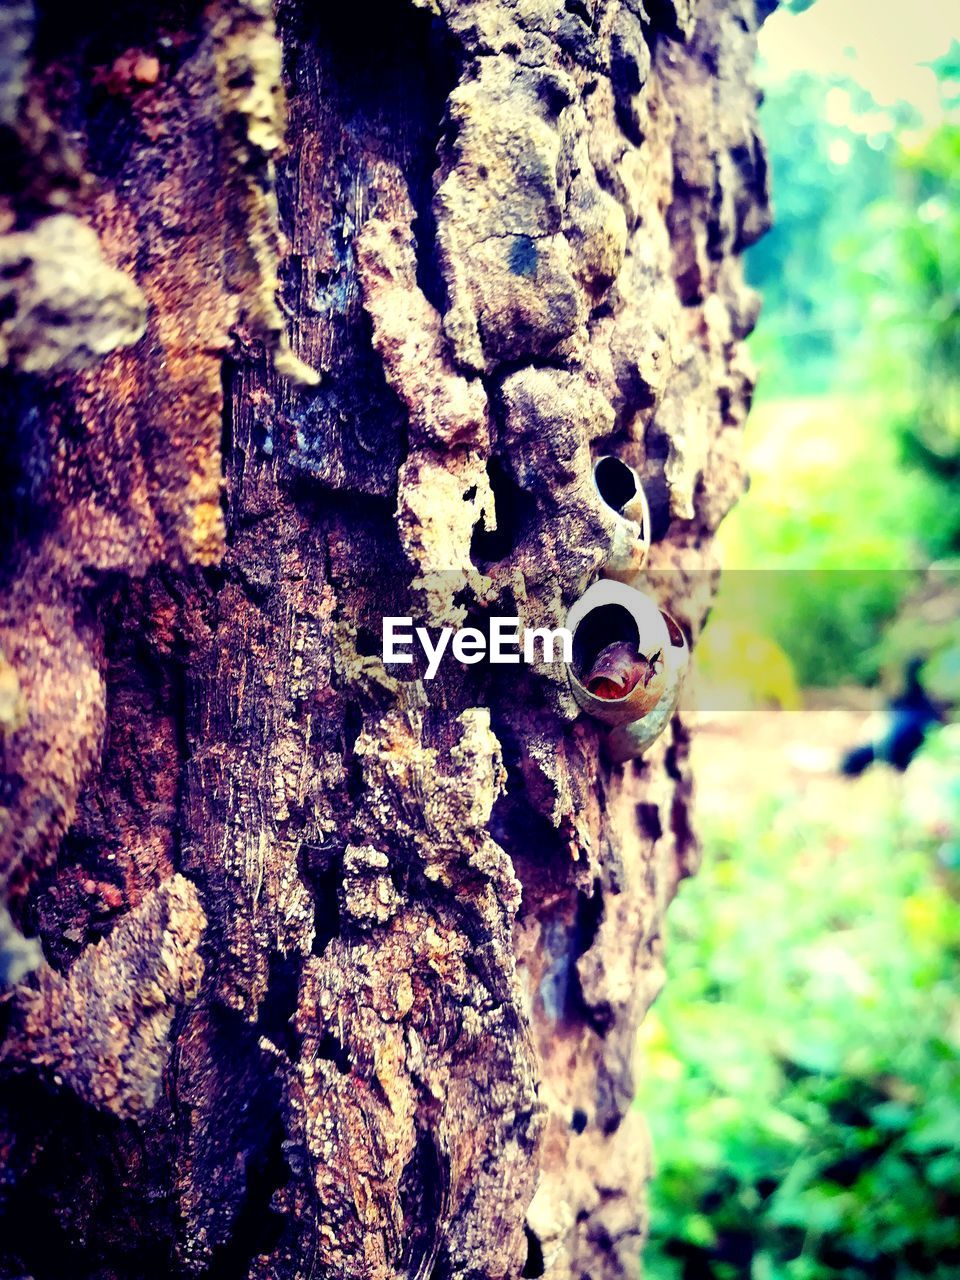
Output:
0,1,771,1277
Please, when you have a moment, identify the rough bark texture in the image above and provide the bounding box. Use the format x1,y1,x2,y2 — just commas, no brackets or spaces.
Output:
0,1,771,1277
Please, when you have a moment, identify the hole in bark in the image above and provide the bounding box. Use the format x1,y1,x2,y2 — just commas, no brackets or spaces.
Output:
571,1107,589,1134
346,758,365,805
571,604,639,683
399,1127,448,1277
490,756,573,909
565,880,614,1033
636,801,663,843
664,739,682,782
316,1030,351,1074
299,843,342,957
594,455,638,512
522,1227,545,1278
428,1249,452,1280
343,700,366,806
343,699,364,752
671,789,697,880
256,953,302,1059
573,880,604,960
220,361,241,544
640,0,685,40
311,880,341,956
564,0,594,26
0,769,24,809
470,457,534,565
354,626,381,658
610,23,645,146
205,1102,288,1280
404,8,458,317
385,854,410,898
641,466,672,543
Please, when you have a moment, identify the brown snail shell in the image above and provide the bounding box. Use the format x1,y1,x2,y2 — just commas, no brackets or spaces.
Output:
605,610,689,760
593,456,651,584
565,580,670,726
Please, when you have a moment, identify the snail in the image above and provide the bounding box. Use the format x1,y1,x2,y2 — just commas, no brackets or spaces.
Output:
605,610,688,761
565,580,688,758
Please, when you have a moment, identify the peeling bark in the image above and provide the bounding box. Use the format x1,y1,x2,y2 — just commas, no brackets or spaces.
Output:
0,1,771,1277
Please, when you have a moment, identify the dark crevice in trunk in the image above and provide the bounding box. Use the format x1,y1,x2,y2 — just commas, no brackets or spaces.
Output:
522,1226,546,1278
203,1106,288,1280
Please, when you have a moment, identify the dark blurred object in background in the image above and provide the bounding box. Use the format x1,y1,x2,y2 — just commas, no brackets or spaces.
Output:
840,656,943,774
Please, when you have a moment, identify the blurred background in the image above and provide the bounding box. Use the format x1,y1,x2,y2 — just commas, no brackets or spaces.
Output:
639,2,960,1276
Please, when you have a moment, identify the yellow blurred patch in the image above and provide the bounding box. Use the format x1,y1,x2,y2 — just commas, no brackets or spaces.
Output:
695,620,801,710
902,889,948,949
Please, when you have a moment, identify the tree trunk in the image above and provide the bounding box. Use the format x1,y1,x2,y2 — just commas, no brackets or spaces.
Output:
0,1,770,1277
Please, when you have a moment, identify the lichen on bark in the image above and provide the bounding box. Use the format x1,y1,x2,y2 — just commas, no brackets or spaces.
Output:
0,1,773,1277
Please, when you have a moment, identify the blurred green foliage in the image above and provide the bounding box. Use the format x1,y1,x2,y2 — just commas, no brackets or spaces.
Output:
644,32,960,1280
636,733,960,1279
745,75,905,397
710,42,960,689
872,118,960,556
880,567,960,708
713,396,935,689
